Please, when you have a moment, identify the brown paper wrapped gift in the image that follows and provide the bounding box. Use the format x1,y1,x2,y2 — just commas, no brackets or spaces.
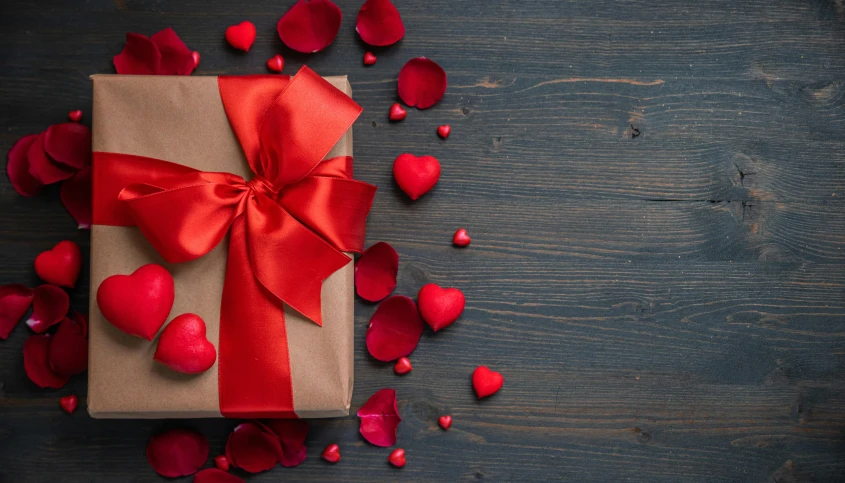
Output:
87,74,360,418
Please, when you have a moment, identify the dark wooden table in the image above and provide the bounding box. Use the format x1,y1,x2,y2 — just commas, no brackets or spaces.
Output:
1,0,844,481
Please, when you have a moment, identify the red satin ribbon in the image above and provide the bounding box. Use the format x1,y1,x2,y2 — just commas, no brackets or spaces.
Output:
92,67,376,418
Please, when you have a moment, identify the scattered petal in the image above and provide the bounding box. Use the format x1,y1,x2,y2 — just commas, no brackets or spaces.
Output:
146,428,209,478
27,133,75,185
397,57,447,109
6,134,43,197
194,468,245,483
60,394,79,414
356,0,405,46
355,242,398,302
48,316,88,376
366,296,423,362
266,54,285,73
388,448,406,467
225,422,282,473
113,32,161,75
68,110,83,122
43,123,92,170
263,419,309,467
277,0,342,53
388,103,407,121
60,167,92,229
393,356,412,375
363,51,377,65
225,21,257,52
150,27,195,75
0,284,33,339
321,443,341,463
26,284,69,334
69,311,89,338
357,388,401,447
214,455,230,472
34,240,82,288
23,334,69,389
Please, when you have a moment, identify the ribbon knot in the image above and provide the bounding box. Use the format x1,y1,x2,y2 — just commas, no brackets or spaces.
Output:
247,175,279,200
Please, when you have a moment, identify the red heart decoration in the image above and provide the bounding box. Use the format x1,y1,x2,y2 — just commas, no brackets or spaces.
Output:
452,228,471,247
214,455,230,472
154,313,217,374
388,103,406,121
438,415,452,430
321,443,341,463
225,21,256,52
393,153,440,200
437,125,451,139
417,283,464,332
59,394,78,414
34,240,81,288
393,356,412,375
266,54,285,73
388,448,406,468
191,51,201,70
472,365,503,398
363,51,377,65
68,110,83,123
96,264,174,340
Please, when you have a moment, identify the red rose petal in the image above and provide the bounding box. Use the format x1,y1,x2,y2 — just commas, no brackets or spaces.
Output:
113,32,161,75
277,0,342,53
225,422,282,473
398,57,447,109
146,428,209,478
355,242,398,302
357,388,401,447
263,419,309,467
356,0,405,46
27,133,75,185
23,334,69,389
0,284,34,339
69,311,89,338
60,167,92,229
43,123,92,170
6,134,43,196
366,295,423,362
48,316,88,376
149,27,195,75
26,284,70,334
194,468,245,483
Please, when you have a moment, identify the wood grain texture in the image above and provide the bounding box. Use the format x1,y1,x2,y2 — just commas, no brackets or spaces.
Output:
0,0,844,481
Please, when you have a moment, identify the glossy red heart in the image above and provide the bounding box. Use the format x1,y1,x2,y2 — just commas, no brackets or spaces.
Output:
393,153,440,200
68,110,83,123
472,365,503,398
96,264,174,340
417,283,464,332
393,356,412,375
388,103,406,121
438,415,452,430
437,125,451,139
34,240,81,288
214,455,230,472
321,443,341,463
59,394,78,414
452,228,471,247
388,448,406,468
191,51,201,70
266,54,284,73
363,51,377,65
225,21,256,52
154,313,217,374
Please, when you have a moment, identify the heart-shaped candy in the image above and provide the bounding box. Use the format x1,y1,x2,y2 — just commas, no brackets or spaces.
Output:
266,54,284,73
438,415,452,430
388,448,406,468
363,51,377,66
68,110,83,123
154,313,217,374
225,21,256,52
437,125,451,139
452,228,471,247
59,394,78,414
96,264,174,340
393,153,440,200
472,365,503,398
34,240,81,288
191,51,201,70
394,356,412,375
417,283,464,332
388,103,406,121
321,443,341,463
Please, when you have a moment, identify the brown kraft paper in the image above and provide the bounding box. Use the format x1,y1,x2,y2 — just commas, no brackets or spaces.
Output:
87,74,355,419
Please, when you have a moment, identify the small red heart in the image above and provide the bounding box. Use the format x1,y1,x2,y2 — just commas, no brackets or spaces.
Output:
154,313,217,374
388,448,406,468
394,356,412,375
34,240,81,288
191,51,201,70
437,125,451,139
393,153,440,200
59,394,78,414
363,51,377,66
438,415,452,430
452,228,471,247
417,283,464,332
68,110,83,123
96,264,174,340
213,455,229,472
225,21,256,52
266,54,284,73
388,103,406,121
322,443,341,463
472,366,503,398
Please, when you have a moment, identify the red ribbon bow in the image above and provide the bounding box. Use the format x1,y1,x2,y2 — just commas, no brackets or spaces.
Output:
93,67,376,417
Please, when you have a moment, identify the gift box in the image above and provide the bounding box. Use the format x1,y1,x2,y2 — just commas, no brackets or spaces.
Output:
87,69,375,418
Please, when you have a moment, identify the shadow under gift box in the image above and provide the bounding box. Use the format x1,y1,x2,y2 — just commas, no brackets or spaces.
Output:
87,74,355,418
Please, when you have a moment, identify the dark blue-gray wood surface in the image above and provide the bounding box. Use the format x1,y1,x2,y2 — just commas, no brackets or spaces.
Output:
1,0,844,481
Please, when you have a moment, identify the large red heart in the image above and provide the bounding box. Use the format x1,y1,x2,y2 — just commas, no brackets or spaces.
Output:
225,21,256,52
96,264,174,340
154,313,217,374
472,365,503,398
417,283,465,332
393,153,440,200
34,240,81,288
